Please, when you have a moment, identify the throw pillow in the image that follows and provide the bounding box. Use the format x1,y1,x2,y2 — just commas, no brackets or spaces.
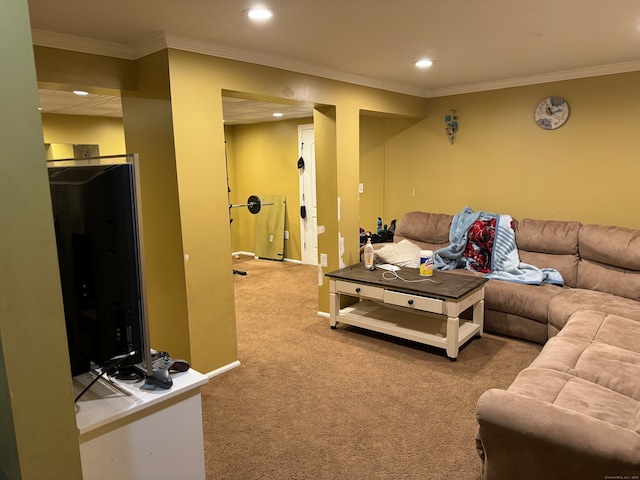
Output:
375,239,421,268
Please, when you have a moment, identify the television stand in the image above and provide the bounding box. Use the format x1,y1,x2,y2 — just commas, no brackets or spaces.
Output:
73,368,208,479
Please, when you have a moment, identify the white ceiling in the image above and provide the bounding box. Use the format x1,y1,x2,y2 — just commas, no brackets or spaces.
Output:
29,0,640,120
39,89,123,118
38,89,314,124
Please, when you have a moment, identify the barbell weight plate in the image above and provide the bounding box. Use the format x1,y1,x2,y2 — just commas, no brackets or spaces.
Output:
247,195,262,214
229,195,272,214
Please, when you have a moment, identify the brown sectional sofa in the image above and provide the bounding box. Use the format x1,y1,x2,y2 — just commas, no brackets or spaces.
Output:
380,211,640,479
477,310,640,479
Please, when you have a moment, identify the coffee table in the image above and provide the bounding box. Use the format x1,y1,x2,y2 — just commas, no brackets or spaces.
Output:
326,264,487,360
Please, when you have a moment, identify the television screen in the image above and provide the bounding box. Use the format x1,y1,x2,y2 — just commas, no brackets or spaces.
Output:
48,163,145,376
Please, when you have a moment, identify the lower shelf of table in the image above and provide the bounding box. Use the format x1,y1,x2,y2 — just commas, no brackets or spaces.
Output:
333,300,480,355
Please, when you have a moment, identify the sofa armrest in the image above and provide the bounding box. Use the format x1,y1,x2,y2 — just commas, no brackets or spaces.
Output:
476,389,640,480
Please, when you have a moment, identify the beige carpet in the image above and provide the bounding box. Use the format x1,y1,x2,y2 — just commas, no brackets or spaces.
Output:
201,258,541,479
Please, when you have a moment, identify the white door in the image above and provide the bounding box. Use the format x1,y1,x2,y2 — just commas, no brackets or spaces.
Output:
298,124,318,266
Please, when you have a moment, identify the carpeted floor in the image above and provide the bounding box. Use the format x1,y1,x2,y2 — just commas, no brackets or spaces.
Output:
201,257,541,479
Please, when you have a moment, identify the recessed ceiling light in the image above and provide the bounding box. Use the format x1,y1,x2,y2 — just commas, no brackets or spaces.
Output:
414,59,434,69
73,90,89,96
272,112,283,118
247,8,274,21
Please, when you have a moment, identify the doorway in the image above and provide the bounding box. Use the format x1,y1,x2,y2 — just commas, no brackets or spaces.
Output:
298,124,318,266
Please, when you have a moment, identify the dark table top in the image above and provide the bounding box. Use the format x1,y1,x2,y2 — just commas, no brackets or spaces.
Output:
325,263,487,300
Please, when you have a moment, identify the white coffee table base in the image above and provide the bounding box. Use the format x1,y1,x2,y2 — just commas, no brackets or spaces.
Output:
329,278,485,360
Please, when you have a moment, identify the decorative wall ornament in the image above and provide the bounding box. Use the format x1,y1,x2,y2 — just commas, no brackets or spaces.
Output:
445,110,458,144
534,96,569,130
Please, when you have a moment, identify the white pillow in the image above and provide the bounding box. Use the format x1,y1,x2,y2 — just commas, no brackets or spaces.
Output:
375,239,421,268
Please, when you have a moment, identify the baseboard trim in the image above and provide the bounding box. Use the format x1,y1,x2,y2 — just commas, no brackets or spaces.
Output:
232,251,255,258
317,311,329,318
233,251,304,264
204,360,241,379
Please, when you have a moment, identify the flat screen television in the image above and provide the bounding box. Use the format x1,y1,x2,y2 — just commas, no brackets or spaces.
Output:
48,162,146,377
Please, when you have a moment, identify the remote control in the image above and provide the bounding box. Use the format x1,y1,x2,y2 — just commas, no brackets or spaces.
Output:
144,351,173,389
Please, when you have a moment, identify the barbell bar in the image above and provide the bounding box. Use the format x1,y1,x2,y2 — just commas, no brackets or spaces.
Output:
229,195,274,215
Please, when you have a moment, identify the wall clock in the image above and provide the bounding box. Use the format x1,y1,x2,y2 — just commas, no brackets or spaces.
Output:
534,96,569,130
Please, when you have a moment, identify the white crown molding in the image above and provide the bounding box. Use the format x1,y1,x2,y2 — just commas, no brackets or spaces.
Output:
31,29,134,60
160,34,432,98
32,29,640,99
130,33,168,60
428,60,640,98
32,29,431,97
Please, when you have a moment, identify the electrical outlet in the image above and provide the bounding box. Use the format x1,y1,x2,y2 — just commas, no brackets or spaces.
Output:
284,230,289,240
320,253,328,267
269,234,274,243
358,183,364,194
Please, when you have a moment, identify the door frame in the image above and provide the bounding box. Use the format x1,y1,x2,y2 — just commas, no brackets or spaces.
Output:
298,124,317,266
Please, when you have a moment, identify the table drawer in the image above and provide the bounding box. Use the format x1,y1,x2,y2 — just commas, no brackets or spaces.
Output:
384,290,444,314
335,280,384,300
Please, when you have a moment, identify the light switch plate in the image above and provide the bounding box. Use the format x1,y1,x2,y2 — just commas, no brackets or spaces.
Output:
320,253,328,267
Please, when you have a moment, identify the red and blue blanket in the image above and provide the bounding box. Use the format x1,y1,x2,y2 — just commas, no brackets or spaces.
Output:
435,207,563,286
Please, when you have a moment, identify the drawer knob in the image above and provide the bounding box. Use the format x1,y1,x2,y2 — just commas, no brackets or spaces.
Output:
355,288,361,293
408,299,414,305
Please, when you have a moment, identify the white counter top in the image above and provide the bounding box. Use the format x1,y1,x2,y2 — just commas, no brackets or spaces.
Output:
73,368,209,438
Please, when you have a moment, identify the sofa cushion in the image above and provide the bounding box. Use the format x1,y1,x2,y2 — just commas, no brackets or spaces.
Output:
508,310,640,431
393,211,452,251
577,224,640,301
483,310,549,345
548,288,640,334
515,218,581,287
516,218,582,255
476,387,640,480
445,270,557,343
578,260,640,302
484,280,563,324
509,368,639,430
579,224,640,270
519,250,579,288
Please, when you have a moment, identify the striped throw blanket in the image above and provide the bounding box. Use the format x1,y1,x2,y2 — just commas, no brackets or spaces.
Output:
435,207,564,286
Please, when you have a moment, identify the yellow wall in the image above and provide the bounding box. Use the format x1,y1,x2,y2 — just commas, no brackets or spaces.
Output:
314,106,339,312
359,115,387,233
227,117,313,261
0,1,82,478
359,72,640,230
35,46,135,92
41,113,126,156
165,49,239,369
120,50,194,363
